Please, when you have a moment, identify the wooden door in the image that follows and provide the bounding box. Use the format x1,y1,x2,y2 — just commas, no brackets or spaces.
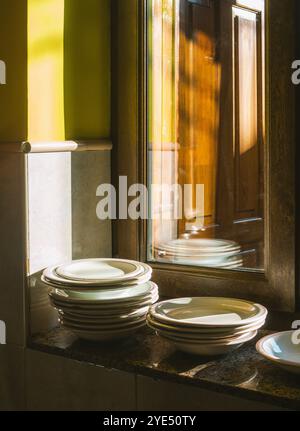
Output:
177,0,265,268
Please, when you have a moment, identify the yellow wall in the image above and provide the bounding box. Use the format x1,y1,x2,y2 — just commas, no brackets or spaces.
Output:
64,0,111,139
28,0,65,141
0,0,111,143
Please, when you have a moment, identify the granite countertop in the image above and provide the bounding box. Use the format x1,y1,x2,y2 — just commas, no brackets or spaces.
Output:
30,326,300,410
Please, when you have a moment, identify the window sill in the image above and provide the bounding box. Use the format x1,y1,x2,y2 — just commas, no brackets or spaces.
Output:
29,327,300,411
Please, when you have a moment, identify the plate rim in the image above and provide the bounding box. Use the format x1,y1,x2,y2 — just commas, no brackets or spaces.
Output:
56,258,143,282
48,281,158,305
43,259,152,287
256,330,300,369
147,314,266,337
159,329,258,346
150,297,268,328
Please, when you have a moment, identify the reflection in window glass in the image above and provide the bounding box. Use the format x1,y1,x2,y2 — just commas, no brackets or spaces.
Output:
147,0,265,271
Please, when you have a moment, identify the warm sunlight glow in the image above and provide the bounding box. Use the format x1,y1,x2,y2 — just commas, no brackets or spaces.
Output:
233,7,257,21
28,0,65,141
236,0,264,12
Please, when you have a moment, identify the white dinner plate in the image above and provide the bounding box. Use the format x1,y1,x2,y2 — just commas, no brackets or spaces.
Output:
61,306,149,322
147,314,266,339
156,238,240,249
49,281,158,305
256,331,300,375
160,328,258,345
150,297,267,328
56,259,144,282
64,322,146,341
154,248,241,259
43,260,152,288
59,315,146,330
60,313,147,326
161,330,258,356
42,272,153,290
155,239,240,253
157,256,243,268
50,295,159,314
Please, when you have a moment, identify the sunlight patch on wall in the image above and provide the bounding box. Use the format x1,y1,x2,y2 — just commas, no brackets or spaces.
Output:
236,0,264,12
28,0,65,141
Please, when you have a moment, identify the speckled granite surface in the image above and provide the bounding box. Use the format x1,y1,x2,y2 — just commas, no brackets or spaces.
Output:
30,327,300,410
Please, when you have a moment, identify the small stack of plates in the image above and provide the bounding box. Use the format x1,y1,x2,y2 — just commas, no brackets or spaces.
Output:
154,239,242,269
147,297,267,356
42,258,158,341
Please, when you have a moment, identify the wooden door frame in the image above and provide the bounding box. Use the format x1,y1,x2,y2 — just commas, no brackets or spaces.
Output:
112,0,297,312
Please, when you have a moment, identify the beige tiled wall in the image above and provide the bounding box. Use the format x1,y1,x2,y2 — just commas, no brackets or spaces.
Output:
71,151,112,260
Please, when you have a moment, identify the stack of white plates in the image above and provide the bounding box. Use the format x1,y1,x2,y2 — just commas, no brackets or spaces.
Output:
42,258,158,341
30,277,59,334
154,239,242,269
147,297,267,356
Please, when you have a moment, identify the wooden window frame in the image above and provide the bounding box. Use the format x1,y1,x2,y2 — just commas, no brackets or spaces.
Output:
112,0,297,311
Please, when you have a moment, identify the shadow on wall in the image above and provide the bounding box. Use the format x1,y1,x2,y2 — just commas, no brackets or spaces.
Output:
0,0,28,142
64,0,111,140
27,0,111,142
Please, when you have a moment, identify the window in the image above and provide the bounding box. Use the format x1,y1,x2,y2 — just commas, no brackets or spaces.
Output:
147,0,265,271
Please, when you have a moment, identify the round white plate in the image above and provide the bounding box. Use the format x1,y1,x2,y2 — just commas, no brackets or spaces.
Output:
256,331,300,375
150,297,267,328
49,281,158,305
60,315,146,330
155,248,241,259
50,295,158,314
43,260,152,288
62,306,149,322
157,256,243,268
42,272,152,291
64,322,146,341
147,315,266,339
60,314,147,327
161,328,258,345
161,330,257,356
156,239,240,253
56,259,143,282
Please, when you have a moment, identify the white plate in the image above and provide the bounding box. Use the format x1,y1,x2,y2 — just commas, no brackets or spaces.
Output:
50,295,158,314
42,272,152,290
147,315,266,339
256,331,300,375
59,315,146,330
161,330,257,356
155,248,241,259
156,239,240,253
60,313,147,326
49,281,158,305
156,327,257,345
150,297,267,328
62,306,149,322
43,260,152,288
64,322,146,341
157,256,243,268
56,259,143,282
